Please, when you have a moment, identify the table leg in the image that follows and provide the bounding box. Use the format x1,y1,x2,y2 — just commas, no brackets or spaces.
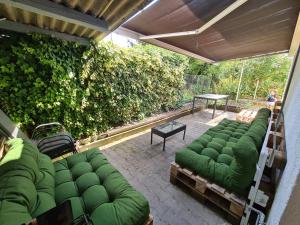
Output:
225,97,229,112
151,130,153,144
212,100,217,119
192,97,196,114
206,99,209,108
163,138,166,151
183,128,186,140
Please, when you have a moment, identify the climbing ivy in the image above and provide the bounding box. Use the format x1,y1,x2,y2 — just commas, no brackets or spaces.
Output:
0,32,187,138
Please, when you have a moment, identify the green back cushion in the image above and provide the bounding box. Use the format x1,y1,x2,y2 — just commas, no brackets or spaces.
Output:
226,135,258,195
0,138,55,225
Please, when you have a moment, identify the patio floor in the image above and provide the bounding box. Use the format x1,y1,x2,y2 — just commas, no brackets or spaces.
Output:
101,109,237,225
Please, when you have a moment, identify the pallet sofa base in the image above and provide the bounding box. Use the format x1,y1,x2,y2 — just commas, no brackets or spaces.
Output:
170,162,245,223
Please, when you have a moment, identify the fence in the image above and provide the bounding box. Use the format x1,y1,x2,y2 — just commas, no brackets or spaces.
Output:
181,74,212,103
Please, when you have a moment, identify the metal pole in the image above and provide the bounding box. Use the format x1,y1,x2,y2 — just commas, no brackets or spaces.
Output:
253,80,260,99
236,61,245,103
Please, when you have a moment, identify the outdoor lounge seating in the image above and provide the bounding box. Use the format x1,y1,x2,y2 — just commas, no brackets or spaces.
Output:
0,138,150,225
174,108,271,196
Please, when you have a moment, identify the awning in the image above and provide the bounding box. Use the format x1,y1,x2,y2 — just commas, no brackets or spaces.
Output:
123,0,300,62
0,0,150,43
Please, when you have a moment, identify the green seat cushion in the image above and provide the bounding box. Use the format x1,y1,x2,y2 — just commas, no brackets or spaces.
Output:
232,132,243,139
217,154,233,165
175,109,270,196
0,200,32,225
175,149,215,179
196,136,211,147
54,148,150,225
187,140,204,154
0,140,150,225
212,138,226,147
228,137,239,143
201,148,219,161
214,133,230,141
207,142,223,153
226,142,236,148
221,147,234,156
31,192,56,218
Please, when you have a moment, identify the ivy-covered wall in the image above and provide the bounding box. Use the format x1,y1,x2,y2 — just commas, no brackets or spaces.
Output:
0,33,187,138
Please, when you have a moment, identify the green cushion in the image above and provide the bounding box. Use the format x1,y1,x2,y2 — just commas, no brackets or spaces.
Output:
196,136,211,147
212,138,226,147
201,148,219,161
0,139,23,166
217,154,233,165
232,132,243,139
228,137,239,143
31,192,56,218
175,149,215,179
226,142,236,148
214,133,230,141
54,149,150,225
187,140,204,154
207,142,223,153
221,147,234,156
227,135,259,195
0,140,150,225
175,108,270,196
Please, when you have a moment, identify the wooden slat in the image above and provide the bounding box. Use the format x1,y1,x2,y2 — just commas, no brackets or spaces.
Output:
170,162,245,221
0,20,89,44
0,0,108,32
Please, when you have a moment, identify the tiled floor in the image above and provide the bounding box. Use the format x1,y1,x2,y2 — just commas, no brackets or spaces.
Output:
102,109,237,225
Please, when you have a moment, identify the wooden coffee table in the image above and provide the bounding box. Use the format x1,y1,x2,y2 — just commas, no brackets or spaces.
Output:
151,121,186,151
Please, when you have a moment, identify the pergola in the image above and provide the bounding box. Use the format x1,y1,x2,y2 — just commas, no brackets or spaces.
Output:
122,0,300,62
0,0,150,44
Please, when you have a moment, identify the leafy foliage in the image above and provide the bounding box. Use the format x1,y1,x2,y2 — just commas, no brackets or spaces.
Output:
0,33,187,138
186,55,291,100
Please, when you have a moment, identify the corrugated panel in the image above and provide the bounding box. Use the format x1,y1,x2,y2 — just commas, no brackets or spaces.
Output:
0,0,149,40
124,0,300,61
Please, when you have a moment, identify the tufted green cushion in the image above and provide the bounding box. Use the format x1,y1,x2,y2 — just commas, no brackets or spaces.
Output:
54,148,149,225
221,147,234,156
0,139,54,225
187,140,204,154
175,108,271,196
217,154,233,165
201,148,219,161
227,135,258,195
207,142,223,153
0,139,150,225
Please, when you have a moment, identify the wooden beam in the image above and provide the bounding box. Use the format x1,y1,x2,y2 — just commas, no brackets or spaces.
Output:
139,0,248,40
117,27,214,63
0,0,108,32
289,12,300,57
0,20,90,45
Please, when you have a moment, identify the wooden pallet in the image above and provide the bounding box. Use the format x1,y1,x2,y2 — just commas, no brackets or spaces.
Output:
236,109,257,123
170,162,246,221
144,215,154,225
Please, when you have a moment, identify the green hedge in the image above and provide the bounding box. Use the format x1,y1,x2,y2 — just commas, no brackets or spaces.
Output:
0,33,187,138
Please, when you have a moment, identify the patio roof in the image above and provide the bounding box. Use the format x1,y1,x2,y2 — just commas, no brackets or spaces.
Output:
123,0,300,62
0,0,150,43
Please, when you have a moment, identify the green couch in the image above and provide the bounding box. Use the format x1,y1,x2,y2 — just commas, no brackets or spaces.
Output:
0,138,149,225
175,108,271,196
